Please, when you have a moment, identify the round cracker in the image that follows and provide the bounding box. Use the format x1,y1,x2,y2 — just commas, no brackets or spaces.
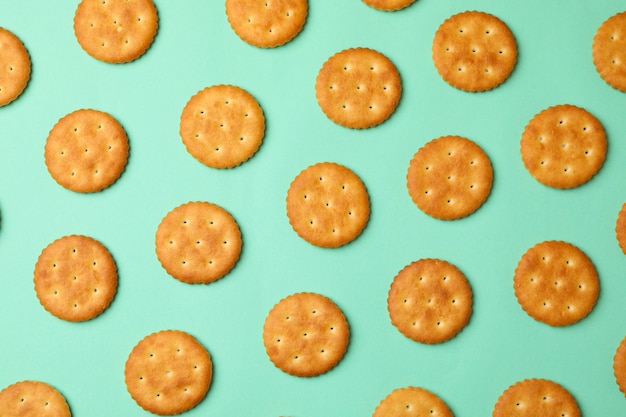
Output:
155,201,242,284
34,235,118,322
0,27,31,107
180,85,265,169
286,162,370,248
124,330,212,416
432,11,517,92
592,12,626,92
520,104,607,189
614,335,626,396
388,258,472,344
263,292,349,377
315,47,402,129
407,135,493,220
616,203,626,254
492,379,581,417
225,0,308,48
513,240,599,326
362,0,416,12
373,386,454,417
0,381,71,417
44,109,129,193
74,0,158,63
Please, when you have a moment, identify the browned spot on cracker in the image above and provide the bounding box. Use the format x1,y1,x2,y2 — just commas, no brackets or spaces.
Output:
616,203,626,254
180,85,265,169
0,27,30,106
373,386,454,417
0,381,71,417
315,47,402,129
44,109,129,193
226,0,307,48
513,240,599,326
407,135,493,220
593,12,626,92
361,0,416,12
125,330,212,415
74,0,158,63
432,11,517,92
155,201,242,284
614,336,626,396
388,258,472,344
286,162,370,248
492,379,581,417
34,235,118,322
520,104,606,189
263,292,349,377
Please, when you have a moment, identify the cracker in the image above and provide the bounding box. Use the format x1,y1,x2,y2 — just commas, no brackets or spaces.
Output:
373,386,453,417
407,135,493,220
520,104,607,189
0,380,71,417
125,330,212,415
592,12,626,92
0,27,31,107
263,292,349,377
614,335,626,396
388,258,472,344
34,235,118,322
179,85,265,169
315,47,402,129
616,203,626,254
286,162,370,248
432,11,517,92
362,0,416,11
225,0,308,48
155,201,242,284
44,109,129,193
74,0,158,63
492,379,580,417
513,240,599,326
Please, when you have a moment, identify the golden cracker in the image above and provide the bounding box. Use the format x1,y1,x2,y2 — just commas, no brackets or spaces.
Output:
432,11,517,92
315,47,402,129
34,235,118,322
225,0,308,48
125,330,212,415
388,258,472,344
616,203,626,254
0,380,71,417
362,0,416,11
0,27,31,106
44,109,129,193
492,379,581,417
614,336,626,396
286,162,370,248
263,292,349,377
407,135,493,220
593,12,626,92
155,201,242,284
373,386,453,417
513,240,599,326
520,104,607,189
74,0,158,63
180,85,265,169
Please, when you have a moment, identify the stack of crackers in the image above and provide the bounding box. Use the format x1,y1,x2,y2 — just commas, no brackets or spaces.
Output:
0,1,625,416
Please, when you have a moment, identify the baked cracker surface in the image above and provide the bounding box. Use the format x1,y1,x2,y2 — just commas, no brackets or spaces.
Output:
0,380,71,417
593,11,626,92
614,336,626,396
373,386,454,417
492,379,580,417
0,27,31,106
361,0,416,12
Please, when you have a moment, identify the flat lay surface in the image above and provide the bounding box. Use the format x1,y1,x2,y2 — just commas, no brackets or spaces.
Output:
0,1,625,416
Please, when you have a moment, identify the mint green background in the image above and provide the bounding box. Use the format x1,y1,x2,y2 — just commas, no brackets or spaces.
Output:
0,1,625,416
